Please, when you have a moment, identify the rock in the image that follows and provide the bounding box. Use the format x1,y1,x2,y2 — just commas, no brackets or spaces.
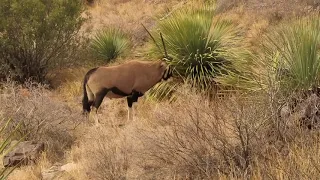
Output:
297,94,320,129
286,93,320,129
41,163,64,180
3,141,45,167
60,162,77,172
41,162,77,180
280,104,291,119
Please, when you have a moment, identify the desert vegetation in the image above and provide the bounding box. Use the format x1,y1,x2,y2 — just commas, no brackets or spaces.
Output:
89,28,131,62
1,0,320,179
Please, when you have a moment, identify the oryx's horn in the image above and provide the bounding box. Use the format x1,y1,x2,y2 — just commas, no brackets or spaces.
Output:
141,23,162,53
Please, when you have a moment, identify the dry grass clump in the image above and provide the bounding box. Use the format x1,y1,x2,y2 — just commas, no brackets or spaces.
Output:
0,80,84,161
75,128,131,180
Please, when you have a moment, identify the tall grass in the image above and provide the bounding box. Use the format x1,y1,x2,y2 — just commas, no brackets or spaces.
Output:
90,28,131,62
263,16,320,95
216,15,320,95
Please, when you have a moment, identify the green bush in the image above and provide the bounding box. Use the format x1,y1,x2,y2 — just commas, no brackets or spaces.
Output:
0,0,86,83
89,28,131,63
149,5,244,92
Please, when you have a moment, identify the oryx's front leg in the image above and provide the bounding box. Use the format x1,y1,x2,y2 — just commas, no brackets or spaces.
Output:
126,90,143,121
127,96,134,121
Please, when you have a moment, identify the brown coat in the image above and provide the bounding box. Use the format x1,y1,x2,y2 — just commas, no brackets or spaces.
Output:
86,60,167,99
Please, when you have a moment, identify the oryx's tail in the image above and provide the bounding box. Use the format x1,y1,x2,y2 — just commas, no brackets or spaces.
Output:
82,68,97,114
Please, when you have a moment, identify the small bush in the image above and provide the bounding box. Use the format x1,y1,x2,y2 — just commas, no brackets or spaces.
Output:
0,0,86,83
89,28,131,62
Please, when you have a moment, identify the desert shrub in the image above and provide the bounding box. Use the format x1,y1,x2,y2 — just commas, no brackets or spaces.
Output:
0,80,83,161
89,28,131,63
0,0,86,83
138,92,268,179
136,87,320,179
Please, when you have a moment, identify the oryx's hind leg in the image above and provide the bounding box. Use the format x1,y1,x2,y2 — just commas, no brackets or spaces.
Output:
83,85,94,114
92,88,109,125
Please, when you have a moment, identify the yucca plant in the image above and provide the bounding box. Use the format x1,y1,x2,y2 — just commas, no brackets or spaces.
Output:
261,16,320,95
149,5,244,92
90,28,131,62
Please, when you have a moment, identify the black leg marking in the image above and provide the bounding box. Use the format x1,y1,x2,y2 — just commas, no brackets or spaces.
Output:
127,96,133,108
93,88,109,110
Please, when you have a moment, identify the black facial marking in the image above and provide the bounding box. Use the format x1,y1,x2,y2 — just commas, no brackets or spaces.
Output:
162,67,173,80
